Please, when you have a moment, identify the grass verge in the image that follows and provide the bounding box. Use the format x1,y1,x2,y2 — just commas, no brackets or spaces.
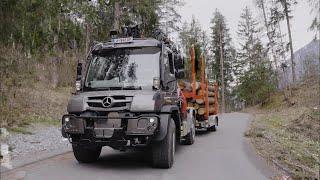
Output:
246,80,320,179
7,115,60,135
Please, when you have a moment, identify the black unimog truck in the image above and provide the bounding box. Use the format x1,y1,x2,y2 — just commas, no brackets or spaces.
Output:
61,31,196,168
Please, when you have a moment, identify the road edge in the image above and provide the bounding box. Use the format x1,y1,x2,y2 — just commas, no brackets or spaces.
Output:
1,148,72,174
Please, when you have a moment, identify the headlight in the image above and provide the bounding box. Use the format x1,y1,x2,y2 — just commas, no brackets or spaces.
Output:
64,117,70,122
147,117,158,132
149,118,155,123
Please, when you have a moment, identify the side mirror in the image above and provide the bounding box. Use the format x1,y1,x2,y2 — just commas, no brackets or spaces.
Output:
175,69,185,79
77,63,82,80
174,55,184,70
76,63,83,91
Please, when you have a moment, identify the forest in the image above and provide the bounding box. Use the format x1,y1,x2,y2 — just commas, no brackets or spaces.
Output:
0,0,319,125
0,0,319,178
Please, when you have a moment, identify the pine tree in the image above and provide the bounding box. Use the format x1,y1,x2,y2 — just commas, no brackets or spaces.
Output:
308,0,320,38
254,0,280,81
236,7,276,105
276,0,297,83
237,7,261,70
178,17,209,79
157,0,184,34
179,16,203,54
209,9,235,112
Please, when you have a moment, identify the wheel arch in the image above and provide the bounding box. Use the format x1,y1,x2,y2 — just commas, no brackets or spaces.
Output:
153,105,181,141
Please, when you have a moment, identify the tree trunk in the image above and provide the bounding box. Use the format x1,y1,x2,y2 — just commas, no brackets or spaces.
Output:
208,92,215,97
114,0,120,32
260,0,279,85
198,108,206,115
85,23,90,54
187,102,194,107
195,99,204,105
208,98,215,104
283,0,296,83
219,27,225,113
194,103,200,110
208,85,215,92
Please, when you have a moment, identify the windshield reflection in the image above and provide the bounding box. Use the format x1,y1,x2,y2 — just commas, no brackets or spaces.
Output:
85,47,160,90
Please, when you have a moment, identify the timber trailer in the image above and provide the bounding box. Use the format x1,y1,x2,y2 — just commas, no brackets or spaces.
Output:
179,46,219,132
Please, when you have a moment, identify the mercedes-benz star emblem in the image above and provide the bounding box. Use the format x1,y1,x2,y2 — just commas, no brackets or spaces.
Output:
102,97,113,107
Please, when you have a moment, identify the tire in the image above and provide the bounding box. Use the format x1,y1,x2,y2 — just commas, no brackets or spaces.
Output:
152,119,176,169
207,125,217,132
72,144,102,163
183,118,195,145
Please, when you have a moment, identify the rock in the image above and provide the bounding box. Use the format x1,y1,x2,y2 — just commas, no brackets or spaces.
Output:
0,128,9,138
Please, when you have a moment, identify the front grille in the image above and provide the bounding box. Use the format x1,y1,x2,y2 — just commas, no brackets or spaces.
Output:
86,96,132,110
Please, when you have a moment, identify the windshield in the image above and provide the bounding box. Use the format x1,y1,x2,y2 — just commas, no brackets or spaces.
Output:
85,47,160,90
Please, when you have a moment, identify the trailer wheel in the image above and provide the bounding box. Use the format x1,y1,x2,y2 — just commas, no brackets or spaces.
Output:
72,144,102,163
152,119,176,169
183,117,195,145
207,125,217,132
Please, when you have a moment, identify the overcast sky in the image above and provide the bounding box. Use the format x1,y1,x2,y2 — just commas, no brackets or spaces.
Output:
177,0,315,51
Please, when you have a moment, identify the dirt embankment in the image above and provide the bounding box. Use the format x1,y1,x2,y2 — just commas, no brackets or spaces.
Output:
245,79,320,179
0,46,76,170
0,46,78,130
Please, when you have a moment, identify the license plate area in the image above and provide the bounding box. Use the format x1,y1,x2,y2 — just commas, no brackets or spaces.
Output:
94,112,122,138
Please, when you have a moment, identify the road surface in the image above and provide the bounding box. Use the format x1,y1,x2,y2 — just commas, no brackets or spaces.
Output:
1,113,277,180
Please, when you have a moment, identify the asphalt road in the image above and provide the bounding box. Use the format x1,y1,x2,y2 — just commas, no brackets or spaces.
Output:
1,113,277,180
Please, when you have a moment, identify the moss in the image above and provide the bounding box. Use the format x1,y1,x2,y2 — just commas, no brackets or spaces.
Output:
7,115,60,135
23,115,60,127
8,127,33,135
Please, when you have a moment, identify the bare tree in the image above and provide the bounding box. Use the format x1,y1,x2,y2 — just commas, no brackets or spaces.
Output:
278,0,297,83
113,0,120,31
219,26,226,113
254,0,279,79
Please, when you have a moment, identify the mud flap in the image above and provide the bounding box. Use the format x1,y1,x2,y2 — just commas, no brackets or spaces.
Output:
181,108,195,137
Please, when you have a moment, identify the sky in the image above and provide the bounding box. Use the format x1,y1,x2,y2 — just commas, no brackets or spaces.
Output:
177,0,316,51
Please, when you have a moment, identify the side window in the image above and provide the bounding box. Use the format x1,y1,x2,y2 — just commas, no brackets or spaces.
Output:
168,52,175,74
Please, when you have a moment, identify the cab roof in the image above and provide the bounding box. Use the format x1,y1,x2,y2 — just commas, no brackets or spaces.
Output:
91,38,161,54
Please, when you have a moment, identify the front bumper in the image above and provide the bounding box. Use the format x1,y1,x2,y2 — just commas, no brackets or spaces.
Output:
61,114,159,140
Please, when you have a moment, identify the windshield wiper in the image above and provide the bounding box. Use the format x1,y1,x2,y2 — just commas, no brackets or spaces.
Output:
85,85,141,91
86,86,123,91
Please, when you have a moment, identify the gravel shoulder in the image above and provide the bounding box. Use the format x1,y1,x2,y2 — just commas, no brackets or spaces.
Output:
1,124,71,173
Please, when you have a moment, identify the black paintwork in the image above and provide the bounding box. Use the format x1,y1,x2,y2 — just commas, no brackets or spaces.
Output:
62,38,185,147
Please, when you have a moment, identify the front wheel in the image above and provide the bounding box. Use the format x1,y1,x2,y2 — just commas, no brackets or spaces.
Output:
72,144,102,163
152,119,176,169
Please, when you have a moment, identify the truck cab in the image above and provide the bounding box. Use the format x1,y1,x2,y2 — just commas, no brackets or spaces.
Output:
61,36,196,168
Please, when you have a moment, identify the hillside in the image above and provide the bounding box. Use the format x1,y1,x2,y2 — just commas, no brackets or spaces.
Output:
246,78,320,179
279,39,320,89
0,47,75,131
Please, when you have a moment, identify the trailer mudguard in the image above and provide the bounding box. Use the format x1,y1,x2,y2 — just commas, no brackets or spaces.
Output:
153,105,179,141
